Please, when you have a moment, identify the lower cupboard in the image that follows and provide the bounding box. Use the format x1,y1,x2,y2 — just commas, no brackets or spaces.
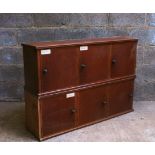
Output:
37,79,134,140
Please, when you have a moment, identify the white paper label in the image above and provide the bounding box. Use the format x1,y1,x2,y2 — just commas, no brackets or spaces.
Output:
41,49,51,55
66,93,75,98
80,46,88,51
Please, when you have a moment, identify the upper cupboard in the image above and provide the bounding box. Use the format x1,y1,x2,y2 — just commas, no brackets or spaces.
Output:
39,41,137,93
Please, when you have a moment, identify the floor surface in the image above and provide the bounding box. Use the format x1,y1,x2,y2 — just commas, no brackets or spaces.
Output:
0,101,155,142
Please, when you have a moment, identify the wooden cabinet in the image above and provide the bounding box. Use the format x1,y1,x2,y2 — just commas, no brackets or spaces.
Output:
40,93,76,137
108,80,134,116
111,42,136,78
79,44,110,84
22,36,138,141
78,85,108,125
40,46,79,92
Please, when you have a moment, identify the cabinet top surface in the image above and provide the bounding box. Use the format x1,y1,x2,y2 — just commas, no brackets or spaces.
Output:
22,36,138,49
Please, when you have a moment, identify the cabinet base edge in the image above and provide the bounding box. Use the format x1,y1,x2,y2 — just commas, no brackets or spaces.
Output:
37,109,134,141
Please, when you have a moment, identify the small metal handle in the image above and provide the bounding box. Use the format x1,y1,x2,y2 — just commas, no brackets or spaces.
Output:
112,59,117,64
80,64,87,69
129,93,133,97
101,101,108,106
71,109,76,113
43,68,48,74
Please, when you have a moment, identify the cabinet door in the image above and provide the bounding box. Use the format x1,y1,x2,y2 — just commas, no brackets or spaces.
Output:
40,92,77,137
108,80,134,116
40,47,79,92
79,44,110,84
78,85,108,125
111,42,137,78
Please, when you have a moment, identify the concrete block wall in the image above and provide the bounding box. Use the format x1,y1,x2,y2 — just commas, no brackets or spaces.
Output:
0,13,155,101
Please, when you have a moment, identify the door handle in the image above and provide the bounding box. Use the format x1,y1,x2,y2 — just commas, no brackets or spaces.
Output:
129,93,133,98
43,68,48,74
112,59,117,64
80,64,87,69
71,109,76,114
101,101,108,106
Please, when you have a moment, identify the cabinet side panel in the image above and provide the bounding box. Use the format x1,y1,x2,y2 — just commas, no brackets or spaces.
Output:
25,91,40,139
23,45,39,94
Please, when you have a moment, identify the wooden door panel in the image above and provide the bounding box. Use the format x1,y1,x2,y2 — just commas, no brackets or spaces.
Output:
109,80,134,116
111,42,137,78
40,93,76,137
40,46,79,92
78,85,108,125
80,44,110,84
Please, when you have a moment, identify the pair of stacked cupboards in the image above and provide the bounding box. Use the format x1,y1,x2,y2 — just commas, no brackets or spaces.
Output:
22,36,138,141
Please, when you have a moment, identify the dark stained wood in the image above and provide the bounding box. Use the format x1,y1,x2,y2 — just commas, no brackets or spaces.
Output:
22,36,138,49
39,75,135,97
23,46,39,94
22,36,138,141
25,91,40,139
22,37,137,96
80,44,111,84
78,85,108,125
39,46,79,93
40,92,76,137
108,80,134,115
40,109,133,141
111,42,137,78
